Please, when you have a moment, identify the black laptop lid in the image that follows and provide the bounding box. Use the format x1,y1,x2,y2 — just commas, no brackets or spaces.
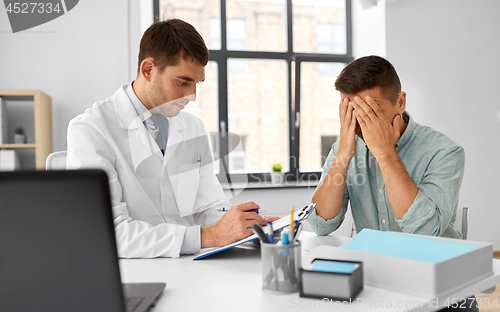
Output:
0,170,125,312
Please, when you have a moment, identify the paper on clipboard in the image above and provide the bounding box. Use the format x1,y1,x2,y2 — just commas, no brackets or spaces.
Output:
192,203,316,260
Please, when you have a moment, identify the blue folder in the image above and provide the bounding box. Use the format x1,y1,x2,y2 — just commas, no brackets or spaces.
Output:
340,229,478,264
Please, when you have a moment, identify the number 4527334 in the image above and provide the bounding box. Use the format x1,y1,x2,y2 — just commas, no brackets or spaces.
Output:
6,3,62,14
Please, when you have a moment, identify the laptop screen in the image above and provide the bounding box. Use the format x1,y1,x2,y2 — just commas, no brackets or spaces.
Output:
0,170,125,312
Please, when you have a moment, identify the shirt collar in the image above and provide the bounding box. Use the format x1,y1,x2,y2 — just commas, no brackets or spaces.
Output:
395,111,415,150
124,81,151,122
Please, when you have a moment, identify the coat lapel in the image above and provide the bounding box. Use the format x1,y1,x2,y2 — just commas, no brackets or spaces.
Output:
113,86,163,173
164,116,187,164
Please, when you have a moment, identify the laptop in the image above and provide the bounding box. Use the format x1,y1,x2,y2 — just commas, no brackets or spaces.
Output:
0,169,165,312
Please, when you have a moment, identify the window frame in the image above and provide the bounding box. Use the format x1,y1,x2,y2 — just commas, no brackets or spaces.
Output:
155,0,353,185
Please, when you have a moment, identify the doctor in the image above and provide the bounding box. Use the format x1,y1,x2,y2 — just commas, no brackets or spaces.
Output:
67,18,275,258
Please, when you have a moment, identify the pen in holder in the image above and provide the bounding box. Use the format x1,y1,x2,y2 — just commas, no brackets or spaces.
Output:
261,241,301,294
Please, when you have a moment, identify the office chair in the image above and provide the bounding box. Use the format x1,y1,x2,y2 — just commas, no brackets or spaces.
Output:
45,151,67,170
460,206,496,294
461,206,469,240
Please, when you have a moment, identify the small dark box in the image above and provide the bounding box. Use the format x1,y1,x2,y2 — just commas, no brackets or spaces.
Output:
300,258,363,301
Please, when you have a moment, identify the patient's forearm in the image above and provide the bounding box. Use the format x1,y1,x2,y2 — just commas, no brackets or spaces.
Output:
313,156,351,220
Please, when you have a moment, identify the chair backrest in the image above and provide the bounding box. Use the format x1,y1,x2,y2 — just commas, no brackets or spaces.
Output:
45,151,67,170
461,207,469,240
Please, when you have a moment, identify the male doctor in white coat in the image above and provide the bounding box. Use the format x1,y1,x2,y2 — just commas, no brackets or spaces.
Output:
67,19,276,258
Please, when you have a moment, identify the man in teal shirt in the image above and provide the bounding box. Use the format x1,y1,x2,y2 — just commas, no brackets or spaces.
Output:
309,55,464,239
308,55,476,311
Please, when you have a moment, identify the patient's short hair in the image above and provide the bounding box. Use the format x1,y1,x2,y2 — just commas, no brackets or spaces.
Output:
138,18,209,73
334,56,401,104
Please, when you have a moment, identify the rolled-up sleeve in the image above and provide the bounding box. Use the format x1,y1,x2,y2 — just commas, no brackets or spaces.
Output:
308,205,347,236
308,143,350,235
396,146,465,237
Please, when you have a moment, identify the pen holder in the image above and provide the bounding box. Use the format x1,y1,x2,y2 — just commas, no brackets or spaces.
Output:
261,241,301,294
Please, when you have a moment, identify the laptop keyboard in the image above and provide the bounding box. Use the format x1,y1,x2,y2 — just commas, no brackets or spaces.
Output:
126,296,145,312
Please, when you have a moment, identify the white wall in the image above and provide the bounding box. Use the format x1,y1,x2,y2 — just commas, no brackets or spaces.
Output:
352,0,387,58
0,0,143,154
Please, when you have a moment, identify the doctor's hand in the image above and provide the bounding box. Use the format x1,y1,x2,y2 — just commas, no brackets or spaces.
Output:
200,202,272,248
337,97,357,161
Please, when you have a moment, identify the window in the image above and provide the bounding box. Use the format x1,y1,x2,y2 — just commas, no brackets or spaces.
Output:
209,18,221,50
157,0,352,184
321,135,338,165
317,23,346,54
226,19,246,72
226,19,245,51
229,135,247,171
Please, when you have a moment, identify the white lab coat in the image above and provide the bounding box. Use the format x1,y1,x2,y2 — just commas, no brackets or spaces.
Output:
67,85,228,258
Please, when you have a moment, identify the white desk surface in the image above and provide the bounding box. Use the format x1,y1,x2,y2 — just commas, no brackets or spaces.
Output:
119,232,500,312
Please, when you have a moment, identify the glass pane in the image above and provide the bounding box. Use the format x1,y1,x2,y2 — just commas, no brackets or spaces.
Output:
159,0,221,50
293,0,346,54
227,59,289,173
299,62,345,171
226,0,286,52
209,18,221,50
184,61,220,174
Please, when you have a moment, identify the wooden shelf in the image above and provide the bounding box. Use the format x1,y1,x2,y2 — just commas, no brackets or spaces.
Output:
0,90,52,169
0,143,37,149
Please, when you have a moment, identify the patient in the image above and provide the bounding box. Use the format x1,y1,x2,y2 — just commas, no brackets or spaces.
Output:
308,56,477,312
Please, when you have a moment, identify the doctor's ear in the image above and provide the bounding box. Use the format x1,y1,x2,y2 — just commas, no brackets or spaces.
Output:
140,58,156,82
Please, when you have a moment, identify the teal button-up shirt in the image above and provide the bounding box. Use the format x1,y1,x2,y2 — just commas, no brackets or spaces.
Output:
308,112,464,239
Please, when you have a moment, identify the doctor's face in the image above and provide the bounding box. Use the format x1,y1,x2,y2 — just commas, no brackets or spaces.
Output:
147,57,205,117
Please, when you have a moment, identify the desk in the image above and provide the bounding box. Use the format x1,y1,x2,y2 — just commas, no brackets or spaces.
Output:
119,233,500,312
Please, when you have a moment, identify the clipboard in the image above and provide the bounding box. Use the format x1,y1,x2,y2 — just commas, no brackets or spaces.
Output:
193,203,316,260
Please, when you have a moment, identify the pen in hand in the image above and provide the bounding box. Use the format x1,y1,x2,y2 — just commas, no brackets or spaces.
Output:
215,207,231,212
215,207,261,213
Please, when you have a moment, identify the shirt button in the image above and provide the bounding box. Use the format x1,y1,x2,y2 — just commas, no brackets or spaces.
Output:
379,188,383,194
396,147,400,151
382,219,386,224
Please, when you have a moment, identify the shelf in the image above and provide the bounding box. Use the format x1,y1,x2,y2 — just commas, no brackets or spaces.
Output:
0,90,52,169
0,143,37,149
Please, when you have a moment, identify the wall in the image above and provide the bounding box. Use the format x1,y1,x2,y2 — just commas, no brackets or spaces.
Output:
382,0,500,249
0,0,143,156
352,0,387,58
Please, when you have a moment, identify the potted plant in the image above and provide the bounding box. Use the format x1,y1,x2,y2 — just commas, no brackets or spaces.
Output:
14,127,26,144
271,163,283,184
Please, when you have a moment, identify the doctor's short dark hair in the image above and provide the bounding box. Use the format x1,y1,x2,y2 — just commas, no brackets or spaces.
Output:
138,18,209,73
334,55,401,105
